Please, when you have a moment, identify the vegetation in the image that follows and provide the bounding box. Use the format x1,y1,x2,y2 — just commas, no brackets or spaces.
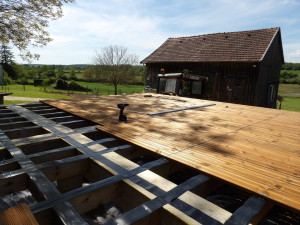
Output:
91,45,139,95
278,84,300,112
0,0,75,60
281,62,300,70
280,70,300,84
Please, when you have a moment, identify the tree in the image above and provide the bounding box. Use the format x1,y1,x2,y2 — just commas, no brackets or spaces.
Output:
0,0,75,61
0,42,14,64
70,68,77,80
93,45,139,95
82,66,95,81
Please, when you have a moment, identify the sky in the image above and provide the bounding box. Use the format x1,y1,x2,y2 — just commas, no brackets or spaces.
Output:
13,0,300,64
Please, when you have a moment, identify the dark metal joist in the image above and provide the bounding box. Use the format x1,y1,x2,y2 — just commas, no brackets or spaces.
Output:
0,116,27,123
0,131,88,225
2,125,44,134
39,111,68,117
30,157,168,213
0,112,19,117
224,196,266,225
1,104,247,224
0,144,131,179
23,105,53,110
10,104,234,224
106,174,217,225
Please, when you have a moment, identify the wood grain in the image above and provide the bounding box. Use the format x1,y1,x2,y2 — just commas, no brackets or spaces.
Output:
43,93,300,211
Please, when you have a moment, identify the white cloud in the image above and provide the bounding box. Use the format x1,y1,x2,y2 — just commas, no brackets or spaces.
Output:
12,0,300,64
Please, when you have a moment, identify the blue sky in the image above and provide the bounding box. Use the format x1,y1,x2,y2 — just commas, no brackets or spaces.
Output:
13,0,300,64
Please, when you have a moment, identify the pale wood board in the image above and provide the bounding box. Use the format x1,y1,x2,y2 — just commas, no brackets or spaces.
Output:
43,93,300,211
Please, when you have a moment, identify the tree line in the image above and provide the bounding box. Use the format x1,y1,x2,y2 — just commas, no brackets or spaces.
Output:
280,63,300,84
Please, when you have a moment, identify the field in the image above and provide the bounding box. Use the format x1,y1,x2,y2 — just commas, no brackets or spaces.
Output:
2,82,145,104
278,83,300,112
2,81,299,112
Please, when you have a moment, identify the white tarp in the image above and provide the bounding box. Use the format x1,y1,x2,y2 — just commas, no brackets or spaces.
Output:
165,79,176,92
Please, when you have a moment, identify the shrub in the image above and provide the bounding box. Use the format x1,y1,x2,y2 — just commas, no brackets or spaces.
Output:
42,78,56,86
55,79,92,92
68,80,91,92
55,78,69,89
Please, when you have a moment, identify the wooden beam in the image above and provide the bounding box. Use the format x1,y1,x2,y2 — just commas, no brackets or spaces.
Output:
0,203,39,225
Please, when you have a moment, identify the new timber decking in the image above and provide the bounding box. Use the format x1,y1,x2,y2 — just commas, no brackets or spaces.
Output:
1,96,300,224
43,93,300,212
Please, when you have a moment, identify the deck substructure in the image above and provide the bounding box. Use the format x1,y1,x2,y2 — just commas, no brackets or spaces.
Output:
0,99,299,224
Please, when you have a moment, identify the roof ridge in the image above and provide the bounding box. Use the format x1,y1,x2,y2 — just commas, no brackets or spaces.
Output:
168,27,279,40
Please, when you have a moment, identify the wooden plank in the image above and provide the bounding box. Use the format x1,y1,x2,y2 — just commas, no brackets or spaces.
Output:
41,93,300,212
0,203,39,225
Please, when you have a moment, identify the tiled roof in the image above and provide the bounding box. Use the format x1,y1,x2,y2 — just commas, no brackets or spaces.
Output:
141,27,281,64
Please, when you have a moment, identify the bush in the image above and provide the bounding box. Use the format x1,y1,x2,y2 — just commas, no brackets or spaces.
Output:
280,71,299,84
3,73,13,85
55,79,92,92
69,80,91,92
18,77,29,85
55,78,69,89
42,78,56,86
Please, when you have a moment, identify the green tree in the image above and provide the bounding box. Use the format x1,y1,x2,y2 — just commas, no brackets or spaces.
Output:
0,0,75,61
93,45,138,95
0,42,14,64
82,66,96,81
70,68,77,80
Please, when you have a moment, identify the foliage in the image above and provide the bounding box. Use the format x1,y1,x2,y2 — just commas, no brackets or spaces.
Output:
280,70,300,84
82,66,96,81
70,68,76,79
281,63,300,70
3,71,13,85
0,0,75,60
42,78,56,86
182,81,191,96
55,78,91,92
18,77,29,85
0,42,14,64
55,78,69,89
92,45,139,95
69,80,91,92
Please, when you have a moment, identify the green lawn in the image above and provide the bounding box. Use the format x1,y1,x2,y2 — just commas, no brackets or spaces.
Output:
278,97,300,112
77,82,145,95
1,85,71,99
1,82,145,104
3,100,30,104
278,84,300,112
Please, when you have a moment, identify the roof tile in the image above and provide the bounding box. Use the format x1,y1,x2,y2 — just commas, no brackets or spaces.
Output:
141,27,279,63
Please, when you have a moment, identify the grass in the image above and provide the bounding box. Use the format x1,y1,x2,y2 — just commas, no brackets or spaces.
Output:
3,100,30,104
77,82,145,94
278,97,300,112
278,83,300,112
0,82,145,104
1,85,71,99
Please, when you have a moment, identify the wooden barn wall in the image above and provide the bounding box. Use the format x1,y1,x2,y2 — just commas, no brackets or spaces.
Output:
145,62,259,105
256,33,283,108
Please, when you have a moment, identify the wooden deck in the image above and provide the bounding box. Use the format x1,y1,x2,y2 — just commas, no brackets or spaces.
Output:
43,93,300,211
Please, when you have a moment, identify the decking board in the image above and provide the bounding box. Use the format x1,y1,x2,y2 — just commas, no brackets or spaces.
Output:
43,93,300,211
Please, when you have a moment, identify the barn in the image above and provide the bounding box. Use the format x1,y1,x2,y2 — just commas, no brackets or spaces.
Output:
141,27,284,108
